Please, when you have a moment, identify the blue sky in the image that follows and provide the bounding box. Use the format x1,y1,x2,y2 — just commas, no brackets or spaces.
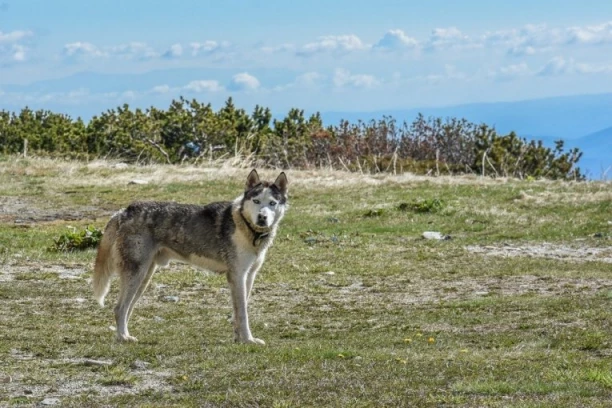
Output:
2,0,612,118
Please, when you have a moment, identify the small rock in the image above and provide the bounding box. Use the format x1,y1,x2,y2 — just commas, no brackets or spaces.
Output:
475,291,489,296
162,295,179,303
154,316,165,322
128,179,148,185
23,389,33,395
422,231,452,240
114,163,129,169
422,231,442,240
0,375,11,383
323,271,335,276
41,398,60,406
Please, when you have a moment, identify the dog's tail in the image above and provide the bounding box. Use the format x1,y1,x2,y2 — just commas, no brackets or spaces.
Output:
93,213,121,307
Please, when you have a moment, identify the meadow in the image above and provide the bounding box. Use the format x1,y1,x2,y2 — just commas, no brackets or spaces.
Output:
0,156,610,407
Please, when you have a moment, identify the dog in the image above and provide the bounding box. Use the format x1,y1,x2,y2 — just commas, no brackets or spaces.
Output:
92,169,288,345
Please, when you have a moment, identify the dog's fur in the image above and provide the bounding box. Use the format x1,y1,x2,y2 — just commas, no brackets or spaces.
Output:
92,169,288,345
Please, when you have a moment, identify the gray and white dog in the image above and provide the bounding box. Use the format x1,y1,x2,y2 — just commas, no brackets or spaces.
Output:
92,169,288,345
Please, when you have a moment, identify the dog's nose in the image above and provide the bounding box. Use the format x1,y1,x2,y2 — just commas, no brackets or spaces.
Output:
257,214,267,224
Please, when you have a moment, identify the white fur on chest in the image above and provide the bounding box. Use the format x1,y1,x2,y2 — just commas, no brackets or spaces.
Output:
232,230,265,270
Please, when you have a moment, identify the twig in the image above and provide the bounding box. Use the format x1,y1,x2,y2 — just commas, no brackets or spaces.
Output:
146,139,171,164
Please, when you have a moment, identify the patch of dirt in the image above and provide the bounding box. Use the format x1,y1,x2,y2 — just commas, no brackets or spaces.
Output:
0,196,107,224
2,356,173,404
0,263,88,282
466,243,612,263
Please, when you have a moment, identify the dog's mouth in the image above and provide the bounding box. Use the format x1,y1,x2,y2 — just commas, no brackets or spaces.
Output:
256,219,268,227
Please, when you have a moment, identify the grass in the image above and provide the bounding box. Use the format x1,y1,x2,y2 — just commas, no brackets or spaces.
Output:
0,156,611,407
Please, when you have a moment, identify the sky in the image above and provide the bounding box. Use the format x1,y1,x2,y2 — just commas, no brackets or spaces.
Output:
2,0,612,118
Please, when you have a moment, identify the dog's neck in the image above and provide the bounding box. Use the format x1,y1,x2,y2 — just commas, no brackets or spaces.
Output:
239,210,270,247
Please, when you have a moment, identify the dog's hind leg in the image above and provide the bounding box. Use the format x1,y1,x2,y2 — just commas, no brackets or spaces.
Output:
114,258,154,342
126,262,157,323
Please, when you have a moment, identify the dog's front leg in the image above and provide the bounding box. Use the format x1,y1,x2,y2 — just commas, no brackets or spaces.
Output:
227,269,265,345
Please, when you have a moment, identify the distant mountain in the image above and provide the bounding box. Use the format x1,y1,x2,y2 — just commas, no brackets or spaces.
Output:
573,127,612,179
320,92,612,140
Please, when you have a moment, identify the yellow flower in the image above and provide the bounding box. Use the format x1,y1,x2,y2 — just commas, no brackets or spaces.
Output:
416,333,423,337
460,349,468,353
337,353,345,358
403,338,412,343
428,337,435,344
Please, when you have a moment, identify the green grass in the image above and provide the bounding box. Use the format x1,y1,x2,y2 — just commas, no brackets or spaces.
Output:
0,156,611,407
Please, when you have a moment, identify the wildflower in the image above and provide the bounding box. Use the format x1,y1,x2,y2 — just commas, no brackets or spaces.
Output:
428,337,435,344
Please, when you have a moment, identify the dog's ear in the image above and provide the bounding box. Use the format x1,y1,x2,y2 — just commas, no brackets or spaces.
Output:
246,169,260,190
273,172,288,195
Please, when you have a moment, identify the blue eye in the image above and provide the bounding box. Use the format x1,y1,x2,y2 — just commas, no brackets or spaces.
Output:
253,199,260,204
269,201,277,207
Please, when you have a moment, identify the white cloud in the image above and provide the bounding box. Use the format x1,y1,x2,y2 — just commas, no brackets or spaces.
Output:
333,68,379,88
162,43,183,59
148,80,225,95
62,42,107,58
374,29,419,50
538,56,612,76
183,80,224,93
228,72,260,91
295,72,323,87
260,43,295,54
190,40,229,56
0,30,33,44
489,62,531,81
425,27,473,51
109,42,158,59
482,22,612,56
151,85,172,94
11,44,26,61
566,21,612,45
61,39,232,61
538,57,576,76
298,35,367,56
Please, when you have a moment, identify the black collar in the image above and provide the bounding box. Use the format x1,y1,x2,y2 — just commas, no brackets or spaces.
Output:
240,211,269,246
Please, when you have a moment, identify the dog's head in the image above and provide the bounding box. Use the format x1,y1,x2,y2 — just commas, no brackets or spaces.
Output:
241,169,288,231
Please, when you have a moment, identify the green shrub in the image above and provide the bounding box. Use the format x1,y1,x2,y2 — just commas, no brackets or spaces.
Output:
49,225,103,252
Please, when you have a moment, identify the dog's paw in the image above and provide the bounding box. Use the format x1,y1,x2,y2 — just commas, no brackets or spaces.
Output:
116,334,138,343
237,337,266,345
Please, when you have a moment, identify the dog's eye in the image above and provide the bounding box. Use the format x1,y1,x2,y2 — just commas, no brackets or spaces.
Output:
253,199,261,205
269,201,277,207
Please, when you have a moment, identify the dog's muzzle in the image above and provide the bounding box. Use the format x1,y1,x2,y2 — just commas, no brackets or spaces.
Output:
257,213,268,227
